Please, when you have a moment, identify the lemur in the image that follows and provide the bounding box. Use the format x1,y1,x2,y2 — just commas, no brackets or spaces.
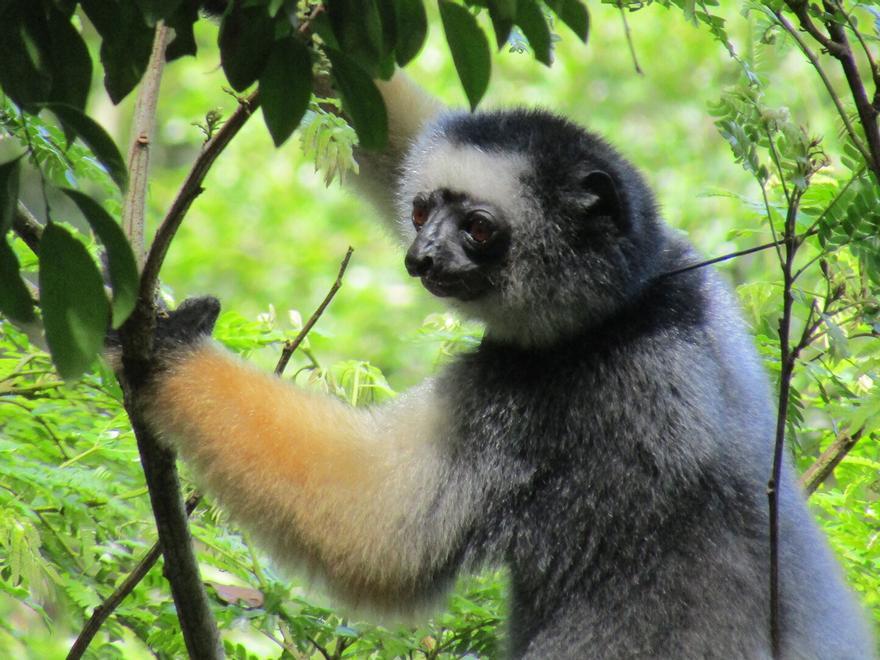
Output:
138,75,874,658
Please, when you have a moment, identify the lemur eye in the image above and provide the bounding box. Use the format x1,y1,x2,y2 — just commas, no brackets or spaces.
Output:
464,211,495,244
412,201,428,229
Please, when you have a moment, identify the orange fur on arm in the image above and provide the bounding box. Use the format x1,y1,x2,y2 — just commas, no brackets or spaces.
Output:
145,340,471,609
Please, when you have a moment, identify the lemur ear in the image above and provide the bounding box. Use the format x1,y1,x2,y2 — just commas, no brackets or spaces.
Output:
581,170,626,231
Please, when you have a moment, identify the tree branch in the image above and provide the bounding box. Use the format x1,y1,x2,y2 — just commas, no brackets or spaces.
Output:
781,2,880,181
659,227,820,279
821,1,880,179
66,496,201,660
275,247,354,376
768,189,803,660
13,202,43,254
115,26,235,660
137,90,260,311
784,0,843,55
800,430,864,496
123,24,171,269
775,9,873,169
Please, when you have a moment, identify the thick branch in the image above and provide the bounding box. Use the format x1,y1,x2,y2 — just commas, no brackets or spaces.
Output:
116,25,227,660
784,1,843,55
781,2,880,181
800,430,863,496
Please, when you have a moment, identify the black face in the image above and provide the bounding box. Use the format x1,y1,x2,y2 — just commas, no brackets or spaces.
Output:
404,189,511,301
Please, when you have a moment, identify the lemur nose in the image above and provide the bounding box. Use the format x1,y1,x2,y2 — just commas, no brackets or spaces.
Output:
405,251,433,277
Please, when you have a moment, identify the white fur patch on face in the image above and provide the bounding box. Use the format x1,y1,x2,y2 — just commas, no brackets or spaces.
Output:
396,136,531,238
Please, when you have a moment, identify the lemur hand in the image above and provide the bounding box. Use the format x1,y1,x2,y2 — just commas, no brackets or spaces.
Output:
153,296,221,354
106,296,221,375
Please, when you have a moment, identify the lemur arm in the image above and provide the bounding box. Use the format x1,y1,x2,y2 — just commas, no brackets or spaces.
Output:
349,72,445,229
144,335,480,609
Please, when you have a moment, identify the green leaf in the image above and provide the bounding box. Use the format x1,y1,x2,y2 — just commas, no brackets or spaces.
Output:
81,0,155,103
439,0,491,110
327,0,386,76
550,0,589,43
393,0,428,66
219,4,276,92
325,49,388,150
46,6,93,111
516,0,552,66
259,38,313,148
488,0,517,49
43,103,128,192
0,5,52,109
0,240,36,324
820,313,850,360
165,1,199,60
61,189,138,328
0,158,21,237
38,223,110,380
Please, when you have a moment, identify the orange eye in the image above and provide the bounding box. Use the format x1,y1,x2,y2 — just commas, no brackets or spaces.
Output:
465,212,495,244
412,205,428,229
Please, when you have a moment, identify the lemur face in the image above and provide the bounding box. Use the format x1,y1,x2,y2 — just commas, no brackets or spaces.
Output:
396,108,663,345
404,187,512,301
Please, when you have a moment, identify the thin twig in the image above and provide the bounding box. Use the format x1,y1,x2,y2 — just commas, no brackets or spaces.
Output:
138,90,260,308
618,4,643,75
67,496,201,660
760,182,786,267
660,223,825,279
764,124,791,206
275,247,354,376
800,430,864,496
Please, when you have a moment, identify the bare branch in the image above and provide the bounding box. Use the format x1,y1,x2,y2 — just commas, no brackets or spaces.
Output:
800,430,864,496
659,227,821,279
123,24,171,269
275,247,354,376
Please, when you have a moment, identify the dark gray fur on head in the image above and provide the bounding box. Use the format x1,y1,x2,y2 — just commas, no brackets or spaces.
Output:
400,109,668,346
397,109,874,657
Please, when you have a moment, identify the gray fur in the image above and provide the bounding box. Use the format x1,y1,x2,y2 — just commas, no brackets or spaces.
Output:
371,108,874,658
